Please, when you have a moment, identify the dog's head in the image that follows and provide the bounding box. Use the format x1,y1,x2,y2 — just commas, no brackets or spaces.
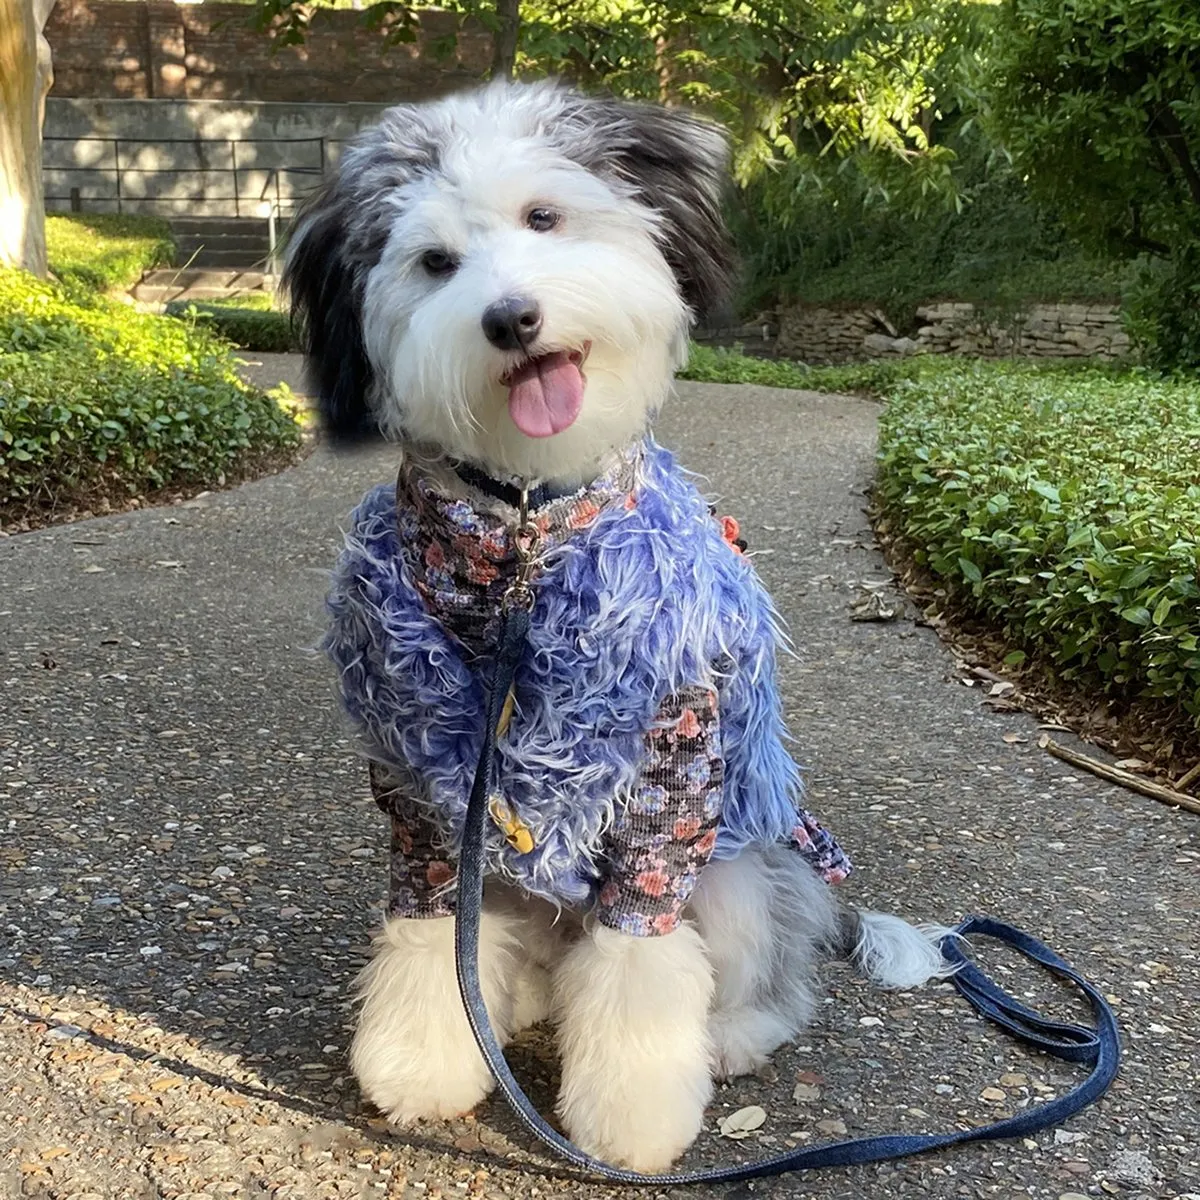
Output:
284,81,735,485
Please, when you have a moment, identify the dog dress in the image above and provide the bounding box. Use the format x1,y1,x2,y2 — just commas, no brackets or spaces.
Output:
325,440,850,937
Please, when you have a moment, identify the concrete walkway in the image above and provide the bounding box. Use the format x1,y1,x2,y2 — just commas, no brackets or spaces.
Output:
1,376,1197,1200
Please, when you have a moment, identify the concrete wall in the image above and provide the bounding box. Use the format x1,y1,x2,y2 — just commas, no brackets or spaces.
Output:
45,0,490,102
776,300,1131,363
43,98,390,215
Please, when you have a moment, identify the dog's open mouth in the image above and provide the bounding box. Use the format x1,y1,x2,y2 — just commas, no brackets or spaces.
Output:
503,343,590,439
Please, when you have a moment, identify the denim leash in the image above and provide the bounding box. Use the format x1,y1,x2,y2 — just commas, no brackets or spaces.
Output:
452,589,1122,1185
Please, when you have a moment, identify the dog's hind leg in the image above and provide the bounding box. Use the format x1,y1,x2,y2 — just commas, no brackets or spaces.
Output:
690,844,838,1079
349,910,524,1123
554,922,714,1173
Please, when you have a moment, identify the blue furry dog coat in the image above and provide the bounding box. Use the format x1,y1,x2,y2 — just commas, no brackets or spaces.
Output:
325,440,850,937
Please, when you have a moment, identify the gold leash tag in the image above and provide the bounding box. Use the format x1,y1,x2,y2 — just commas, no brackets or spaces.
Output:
488,795,535,854
496,685,517,738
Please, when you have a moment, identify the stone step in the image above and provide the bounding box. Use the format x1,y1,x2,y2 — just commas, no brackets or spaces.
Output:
130,267,272,303
176,246,277,270
170,217,273,236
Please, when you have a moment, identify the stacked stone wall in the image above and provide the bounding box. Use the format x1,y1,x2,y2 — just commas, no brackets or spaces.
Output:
775,301,1130,364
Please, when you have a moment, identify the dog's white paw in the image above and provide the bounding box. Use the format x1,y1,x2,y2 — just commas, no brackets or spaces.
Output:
554,922,714,1173
351,999,497,1124
708,1007,792,1080
350,914,517,1124
558,1059,711,1172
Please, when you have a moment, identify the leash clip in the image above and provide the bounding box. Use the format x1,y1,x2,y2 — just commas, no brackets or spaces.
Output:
501,484,543,613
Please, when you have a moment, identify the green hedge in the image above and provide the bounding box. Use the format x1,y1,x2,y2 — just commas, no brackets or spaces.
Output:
166,299,298,352
0,268,302,521
46,213,175,292
874,358,1200,729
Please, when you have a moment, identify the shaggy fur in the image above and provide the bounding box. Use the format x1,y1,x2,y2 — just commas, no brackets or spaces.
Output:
324,440,816,907
289,78,956,1174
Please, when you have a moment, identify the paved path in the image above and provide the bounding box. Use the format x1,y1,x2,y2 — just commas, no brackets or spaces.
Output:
2,376,1197,1200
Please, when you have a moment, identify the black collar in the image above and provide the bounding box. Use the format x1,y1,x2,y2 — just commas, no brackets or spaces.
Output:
450,460,577,510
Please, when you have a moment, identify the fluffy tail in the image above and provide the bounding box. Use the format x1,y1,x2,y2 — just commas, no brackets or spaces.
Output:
839,909,960,990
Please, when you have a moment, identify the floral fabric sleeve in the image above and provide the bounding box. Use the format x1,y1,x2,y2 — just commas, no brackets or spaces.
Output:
596,686,725,937
369,762,457,919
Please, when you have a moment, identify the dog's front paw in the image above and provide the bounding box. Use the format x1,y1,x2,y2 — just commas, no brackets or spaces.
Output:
557,1057,710,1172
554,923,714,1173
356,1048,495,1126
350,914,517,1124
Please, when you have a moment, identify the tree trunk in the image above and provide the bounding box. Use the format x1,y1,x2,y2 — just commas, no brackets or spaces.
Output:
489,0,520,81
0,0,56,276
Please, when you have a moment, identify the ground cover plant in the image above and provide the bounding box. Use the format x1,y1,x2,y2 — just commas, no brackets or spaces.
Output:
166,295,298,353
45,213,175,292
0,268,303,527
873,357,1200,748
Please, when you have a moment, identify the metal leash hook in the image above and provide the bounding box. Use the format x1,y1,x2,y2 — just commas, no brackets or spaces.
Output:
502,484,543,616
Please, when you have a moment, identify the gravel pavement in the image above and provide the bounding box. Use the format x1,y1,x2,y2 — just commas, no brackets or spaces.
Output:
2,357,1197,1200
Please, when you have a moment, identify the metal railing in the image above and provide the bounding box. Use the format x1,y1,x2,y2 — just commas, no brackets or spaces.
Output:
42,134,330,218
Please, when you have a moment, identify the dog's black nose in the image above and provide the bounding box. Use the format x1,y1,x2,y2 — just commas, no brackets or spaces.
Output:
482,297,542,351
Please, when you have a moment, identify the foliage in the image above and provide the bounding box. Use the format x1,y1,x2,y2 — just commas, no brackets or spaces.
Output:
0,268,302,520
680,343,920,394
985,0,1200,368
748,165,1133,322
875,358,1200,732
166,297,298,352
1123,244,1200,373
45,213,175,292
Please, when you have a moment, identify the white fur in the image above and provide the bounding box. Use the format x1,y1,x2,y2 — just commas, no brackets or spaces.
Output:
851,910,960,990
690,844,838,1078
327,83,958,1174
554,922,714,1172
349,912,522,1122
360,133,687,488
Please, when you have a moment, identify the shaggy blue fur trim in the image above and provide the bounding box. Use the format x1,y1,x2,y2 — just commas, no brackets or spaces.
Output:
324,440,826,909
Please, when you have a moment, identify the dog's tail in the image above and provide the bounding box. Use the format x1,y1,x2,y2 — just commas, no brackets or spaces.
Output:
836,908,961,990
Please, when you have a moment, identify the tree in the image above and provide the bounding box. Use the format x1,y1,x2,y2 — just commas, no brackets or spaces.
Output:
986,0,1200,258
0,0,55,276
985,0,1200,367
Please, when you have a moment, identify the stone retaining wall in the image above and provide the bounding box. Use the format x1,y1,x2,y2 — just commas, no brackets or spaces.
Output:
777,300,1131,364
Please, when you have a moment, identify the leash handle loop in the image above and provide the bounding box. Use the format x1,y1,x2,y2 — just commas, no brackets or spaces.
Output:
451,611,1122,1185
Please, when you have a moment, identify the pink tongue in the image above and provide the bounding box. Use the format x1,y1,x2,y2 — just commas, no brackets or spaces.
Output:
506,352,584,438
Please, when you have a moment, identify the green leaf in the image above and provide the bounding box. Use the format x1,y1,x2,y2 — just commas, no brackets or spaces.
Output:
958,557,983,584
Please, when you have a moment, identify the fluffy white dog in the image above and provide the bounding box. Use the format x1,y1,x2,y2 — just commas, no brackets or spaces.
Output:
286,79,954,1174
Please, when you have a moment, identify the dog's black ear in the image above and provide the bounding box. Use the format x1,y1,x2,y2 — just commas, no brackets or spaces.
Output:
283,179,377,442
554,95,738,324
283,108,441,442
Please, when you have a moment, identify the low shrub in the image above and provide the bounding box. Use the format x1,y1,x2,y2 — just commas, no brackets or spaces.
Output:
874,358,1200,732
46,213,175,292
166,299,297,352
0,268,303,523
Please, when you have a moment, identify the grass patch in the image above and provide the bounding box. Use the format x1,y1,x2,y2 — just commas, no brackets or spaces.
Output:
873,357,1200,745
680,342,920,395
0,268,303,528
46,213,175,292
166,297,297,352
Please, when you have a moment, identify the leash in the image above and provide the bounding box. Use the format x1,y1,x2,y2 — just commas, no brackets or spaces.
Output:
449,491,1122,1185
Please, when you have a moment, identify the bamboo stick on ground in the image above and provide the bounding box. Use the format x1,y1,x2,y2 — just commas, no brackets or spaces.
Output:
1040,737,1200,816
1173,760,1200,795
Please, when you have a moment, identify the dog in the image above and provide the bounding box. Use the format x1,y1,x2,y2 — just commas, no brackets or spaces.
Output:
285,79,955,1174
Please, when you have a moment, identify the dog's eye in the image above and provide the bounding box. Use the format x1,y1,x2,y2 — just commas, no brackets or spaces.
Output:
420,250,458,277
526,208,561,233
